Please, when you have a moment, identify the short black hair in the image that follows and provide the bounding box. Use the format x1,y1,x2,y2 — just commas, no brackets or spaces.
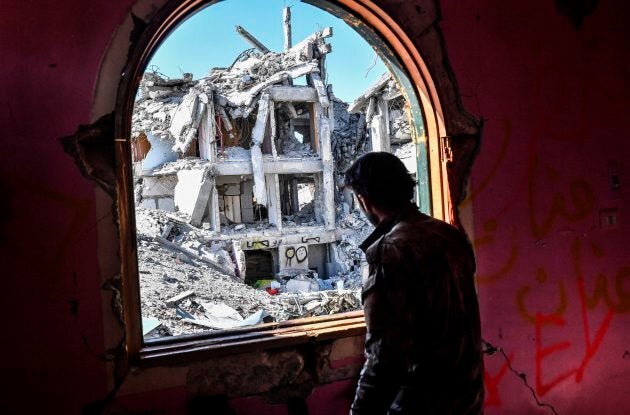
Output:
344,152,417,210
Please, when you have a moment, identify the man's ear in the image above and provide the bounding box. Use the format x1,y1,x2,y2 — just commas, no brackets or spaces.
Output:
357,194,370,213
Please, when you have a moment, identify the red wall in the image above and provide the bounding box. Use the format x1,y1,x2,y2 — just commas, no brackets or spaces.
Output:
0,0,628,414
440,0,630,413
0,0,131,413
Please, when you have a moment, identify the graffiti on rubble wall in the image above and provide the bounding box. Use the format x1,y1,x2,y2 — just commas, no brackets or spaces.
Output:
282,244,309,269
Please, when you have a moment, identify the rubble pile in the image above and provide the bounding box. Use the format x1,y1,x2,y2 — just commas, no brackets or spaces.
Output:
131,12,417,339
133,27,333,156
331,98,364,171
393,141,415,160
274,290,361,319
217,146,251,160
138,238,277,337
150,157,213,176
390,108,412,142
133,72,194,139
220,219,273,235
281,136,317,158
331,209,374,290
283,201,316,226
137,208,364,337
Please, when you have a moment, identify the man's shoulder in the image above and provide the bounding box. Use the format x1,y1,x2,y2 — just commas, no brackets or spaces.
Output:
387,212,459,245
363,212,428,260
367,212,470,262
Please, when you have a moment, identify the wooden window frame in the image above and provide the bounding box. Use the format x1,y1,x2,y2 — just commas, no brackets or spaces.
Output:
115,0,450,365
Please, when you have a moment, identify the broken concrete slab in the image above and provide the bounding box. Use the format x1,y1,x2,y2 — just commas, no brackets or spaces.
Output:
269,86,317,102
154,235,236,277
165,290,195,307
286,277,319,293
169,92,198,143
250,93,271,206
310,73,329,109
142,133,179,171
173,167,212,226
142,316,161,335
348,72,391,113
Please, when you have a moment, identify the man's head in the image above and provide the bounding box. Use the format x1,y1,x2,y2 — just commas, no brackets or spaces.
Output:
344,152,417,225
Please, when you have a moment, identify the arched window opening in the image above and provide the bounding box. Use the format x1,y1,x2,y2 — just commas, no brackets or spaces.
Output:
114,0,459,361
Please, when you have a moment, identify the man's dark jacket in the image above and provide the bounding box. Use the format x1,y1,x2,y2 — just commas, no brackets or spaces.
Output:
351,204,484,414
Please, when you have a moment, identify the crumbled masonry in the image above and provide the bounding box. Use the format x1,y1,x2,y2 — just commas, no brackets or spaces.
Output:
132,22,415,338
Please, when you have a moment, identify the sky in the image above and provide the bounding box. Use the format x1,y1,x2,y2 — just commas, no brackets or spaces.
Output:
146,0,388,103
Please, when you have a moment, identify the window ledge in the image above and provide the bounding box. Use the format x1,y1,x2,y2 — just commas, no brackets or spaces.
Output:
138,311,366,366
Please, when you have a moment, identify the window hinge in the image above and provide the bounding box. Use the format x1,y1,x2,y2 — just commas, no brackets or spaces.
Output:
442,136,453,163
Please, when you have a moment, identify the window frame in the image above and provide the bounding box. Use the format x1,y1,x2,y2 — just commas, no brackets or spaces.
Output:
115,0,450,364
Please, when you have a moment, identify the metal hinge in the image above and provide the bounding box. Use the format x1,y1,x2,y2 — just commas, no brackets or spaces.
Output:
442,136,453,163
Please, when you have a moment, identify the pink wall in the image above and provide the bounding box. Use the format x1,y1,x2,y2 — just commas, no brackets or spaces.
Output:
0,0,131,413
440,0,630,413
0,0,628,414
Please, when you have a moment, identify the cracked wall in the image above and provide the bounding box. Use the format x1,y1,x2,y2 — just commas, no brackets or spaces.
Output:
1,0,630,414
436,0,630,413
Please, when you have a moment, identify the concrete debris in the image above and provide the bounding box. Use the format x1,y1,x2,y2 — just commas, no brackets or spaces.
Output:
275,290,361,319
150,157,211,176
142,316,161,336
282,201,316,226
250,93,270,205
174,166,213,226
282,137,316,158
390,109,413,142
235,25,271,54
331,97,364,172
132,6,416,338
165,290,195,306
133,25,333,155
154,235,235,276
183,302,261,330
394,141,415,159
218,146,250,160
286,275,319,293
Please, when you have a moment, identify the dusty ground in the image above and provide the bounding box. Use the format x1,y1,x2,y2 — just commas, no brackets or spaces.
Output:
136,208,365,339
138,238,285,337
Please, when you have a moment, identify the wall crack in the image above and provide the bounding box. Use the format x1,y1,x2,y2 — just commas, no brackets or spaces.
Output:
483,339,559,415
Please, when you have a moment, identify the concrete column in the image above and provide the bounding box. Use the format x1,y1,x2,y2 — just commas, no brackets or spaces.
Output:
283,7,292,52
315,102,335,229
240,180,254,223
290,177,299,214
313,173,323,224
210,178,221,232
377,96,390,143
265,173,282,230
370,114,389,153
198,93,215,161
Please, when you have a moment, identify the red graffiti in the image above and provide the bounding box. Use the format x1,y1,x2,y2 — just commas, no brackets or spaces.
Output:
484,352,513,407
575,277,614,382
534,277,614,396
535,313,575,396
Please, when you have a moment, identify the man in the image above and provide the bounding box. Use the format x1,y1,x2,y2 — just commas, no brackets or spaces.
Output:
345,152,484,414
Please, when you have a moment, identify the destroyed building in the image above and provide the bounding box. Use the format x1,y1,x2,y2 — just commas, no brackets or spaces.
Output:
9,0,630,412
346,72,416,179
129,22,409,335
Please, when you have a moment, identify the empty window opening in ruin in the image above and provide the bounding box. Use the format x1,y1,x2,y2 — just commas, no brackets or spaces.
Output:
129,0,431,342
280,174,318,226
